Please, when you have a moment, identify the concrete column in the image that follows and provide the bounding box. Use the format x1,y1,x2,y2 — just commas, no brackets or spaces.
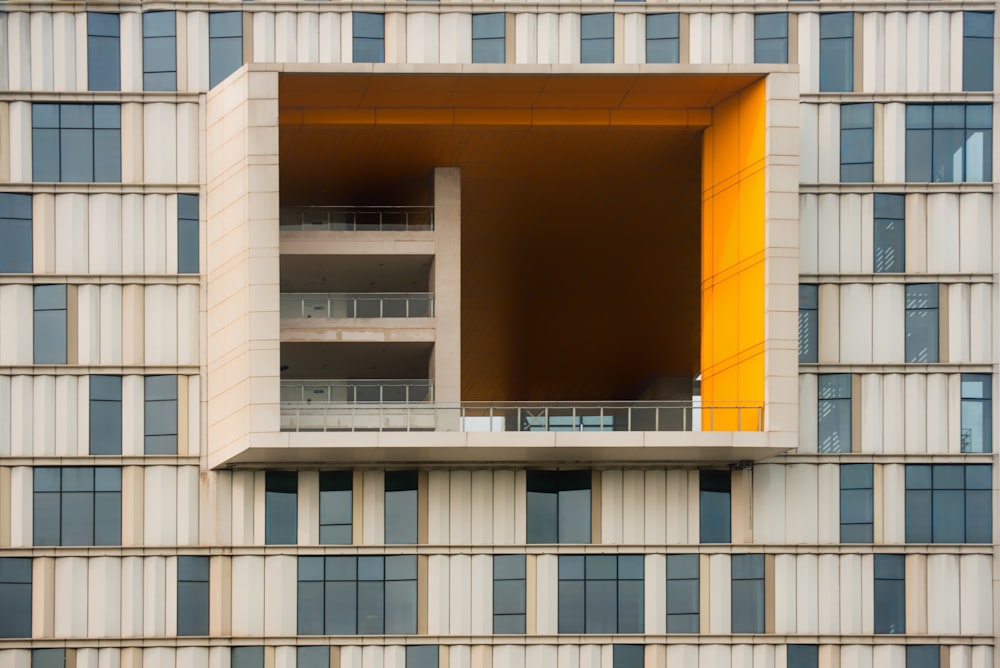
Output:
432,167,462,404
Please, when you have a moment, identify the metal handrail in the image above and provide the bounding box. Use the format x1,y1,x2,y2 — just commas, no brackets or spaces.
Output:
279,206,434,231
280,292,434,318
280,380,434,404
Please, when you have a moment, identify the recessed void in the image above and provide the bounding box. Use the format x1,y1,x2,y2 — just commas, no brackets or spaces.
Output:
280,255,433,293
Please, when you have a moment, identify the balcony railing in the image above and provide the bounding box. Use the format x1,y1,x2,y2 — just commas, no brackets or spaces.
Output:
279,400,763,433
281,293,434,319
281,380,434,404
279,206,434,231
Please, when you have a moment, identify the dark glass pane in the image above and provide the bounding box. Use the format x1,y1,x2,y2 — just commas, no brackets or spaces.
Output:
732,554,764,579
0,557,32,582
354,12,385,38
384,579,416,633
527,490,558,543
666,613,698,633
209,15,243,88
299,556,325,581
33,493,61,545
494,579,526,615
494,554,526,580
841,126,873,161
62,128,95,181
146,374,177,401
32,128,60,182
581,14,613,39
646,39,679,64
619,555,644,580
966,465,992,488
587,555,617,580
755,39,787,64
755,13,787,38
297,581,325,634
932,128,964,181
93,128,122,182
265,472,297,545
0,206,33,273
88,34,121,91
965,489,992,543
731,579,764,633
667,554,699,580
558,580,585,633
178,555,209,581
907,465,933,489
319,525,352,545
0,580,31,637
320,487,352,525
144,11,176,37
88,13,120,37
933,489,965,542
840,522,873,543
385,488,417,544
818,398,851,454
874,193,905,219
874,579,905,633
906,129,933,181
905,489,932,543
359,556,384,581
34,307,67,364
964,36,993,92
840,488,873,525
177,580,209,635
386,556,416,580
559,487,591,543
820,36,852,92
493,614,525,634
700,489,731,543
841,162,874,183
63,467,94,492
906,646,940,668
874,218,904,273
647,14,679,39
326,581,358,634
473,39,505,64
560,555,585,580
667,580,699,616
90,401,123,456
62,491,95,545
799,310,818,364
35,468,61,492
33,104,60,128
473,13,504,38
94,491,121,545
297,647,329,668
874,554,905,579
406,646,439,668
95,467,121,491
581,38,614,64
787,645,819,668
32,650,64,668
231,647,264,668
618,579,644,632
586,580,618,632
613,645,644,668
841,463,873,488
821,12,853,37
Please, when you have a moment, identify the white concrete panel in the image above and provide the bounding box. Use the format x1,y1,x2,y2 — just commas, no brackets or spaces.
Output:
623,14,643,64
535,554,558,635
643,469,666,544
960,193,992,274
773,554,796,633
427,470,450,544
274,13,297,62
969,283,992,363
407,14,439,63
926,193,960,273
708,555,729,634
881,464,906,544
469,554,492,635
144,104,178,183
186,12,209,92
840,283,872,362
526,647,557,668
798,374,818,454
558,645,579,668
438,13,471,65
906,13,929,92
688,14,711,64
77,649,99,668
90,193,122,274
839,194,862,272
493,469,517,544
731,645,754,668
176,466,200,546
143,194,168,273
971,647,993,668
52,13,77,91
817,554,839,634
230,470,255,545
621,470,644,543
178,284,199,365
448,647,471,668
731,14,752,64
785,464,818,544
143,556,167,637
253,13,275,63
145,285,178,364
902,374,926,453
882,102,906,182
341,646,363,668
339,13,353,64
926,12,951,91
177,104,200,184
264,556,297,635
872,284,904,364
77,285,101,366
231,556,264,635
177,649,209,668
53,375,79,457
666,646,698,668
536,13,558,64
8,101,31,182
861,13,884,92
494,647,524,668
645,554,666,635
838,554,862,634
120,556,143,637
926,554,960,634
515,14,537,64
881,374,905,453
0,376,9,456
949,647,972,668
54,556,88,637
817,104,840,184
120,12,142,92
8,467,30,546
557,14,578,64
7,14,31,91
55,193,89,273
664,469,690,543
384,13,407,64
88,557,121,638
872,646,904,668
860,374,883,453
121,375,143,456
859,195,874,274
296,470,318,546
29,12,53,91
32,375,55,457
925,374,949,454
815,194,840,274
469,470,492,544
700,646,731,668
9,376,32,456
841,646,873,668
884,13,907,92
794,554,817,633
145,466,178,545
947,283,971,363
798,14,820,92
362,470,384,544
709,13,732,64
318,13,342,63
816,464,839,544
121,194,145,274
296,13,320,63
601,469,623,543
798,107,818,185
144,648,175,668
0,15,7,92
427,554,449,634
752,464,785,543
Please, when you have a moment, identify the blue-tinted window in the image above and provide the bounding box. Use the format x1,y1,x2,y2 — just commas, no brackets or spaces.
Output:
840,464,873,543
32,103,121,182
841,103,874,182
527,470,591,543
266,471,297,545
731,554,764,633
558,555,644,633
320,471,352,544
874,554,905,634
297,647,330,668
144,12,177,91
209,12,243,88
406,646,439,668
473,14,505,63
666,554,699,633
820,13,853,92
787,645,818,668
0,193,32,273
613,645,644,668
32,650,65,668
33,467,122,546
145,375,178,454
385,470,418,544
0,558,32,638
906,104,992,183
754,14,788,64
354,13,385,63
873,194,905,273
818,374,851,453
178,194,199,274
906,646,940,668
700,470,730,543
905,464,991,543
231,647,263,668
646,14,679,64
799,284,818,364
963,12,993,92
581,14,614,64
493,554,526,634
905,284,938,363
961,374,991,453
90,375,122,455
177,556,209,636
88,13,120,91
34,284,67,364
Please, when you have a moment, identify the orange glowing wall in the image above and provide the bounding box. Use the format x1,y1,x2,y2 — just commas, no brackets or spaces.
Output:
701,81,766,431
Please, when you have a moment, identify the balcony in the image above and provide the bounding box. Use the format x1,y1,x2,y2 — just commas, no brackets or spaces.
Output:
279,206,434,231
280,292,434,319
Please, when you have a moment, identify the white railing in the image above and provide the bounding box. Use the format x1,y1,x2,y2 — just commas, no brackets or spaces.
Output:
279,206,434,231
280,293,434,319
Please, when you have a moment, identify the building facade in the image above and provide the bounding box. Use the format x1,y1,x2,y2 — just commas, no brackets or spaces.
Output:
0,2,996,668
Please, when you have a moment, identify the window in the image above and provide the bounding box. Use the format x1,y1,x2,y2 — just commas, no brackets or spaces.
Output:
558,555,644,633
841,103,874,182
143,12,177,91
799,284,818,364
231,648,263,668
320,471,352,544
406,647,439,668
906,646,941,668
646,14,679,64
787,645,819,668
472,14,505,63
177,556,209,636
963,12,993,92
526,470,591,543
32,103,121,182
298,555,418,634
32,650,65,668
385,470,418,544
209,12,243,88
699,470,730,543
88,13,120,91
874,554,905,634
297,648,330,668
961,374,992,453
840,464,873,543
874,194,905,273
144,375,178,454
906,104,992,183
904,284,939,363
34,467,122,546
0,558,31,638
818,373,851,453
177,194,199,274
666,554,699,633
0,193,32,273
493,554,526,634
905,464,991,543
33,285,67,364
354,13,385,64
90,376,122,455
819,13,853,92
265,471,297,545
581,14,614,64
613,645,644,668
731,554,764,633
754,14,788,64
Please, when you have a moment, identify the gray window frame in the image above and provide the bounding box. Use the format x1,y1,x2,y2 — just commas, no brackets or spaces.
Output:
177,556,209,636
666,554,699,633
0,558,32,638
840,463,873,543
178,194,199,274
33,284,67,365
526,470,591,544
320,471,353,544
646,14,679,64
731,554,765,634
699,470,731,543
905,104,992,183
558,554,644,634
209,12,243,88
88,13,121,92
33,467,122,546
493,554,526,634
581,13,614,64
385,470,418,544
31,103,122,183
840,103,874,182
874,554,905,634
353,13,385,64
963,12,994,92
960,374,992,453
472,13,505,64
143,11,178,91
819,13,853,92
818,373,851,453
754,13,788,64
873,194,905,273
799,284,818,364
0,193,32,273
265,471,298,545
905,464,991,543
90,375,123,456
145,375,178,454
904,284,939,363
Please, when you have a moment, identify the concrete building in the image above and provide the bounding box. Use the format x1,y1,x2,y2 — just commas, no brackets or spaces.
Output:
0,2,995,668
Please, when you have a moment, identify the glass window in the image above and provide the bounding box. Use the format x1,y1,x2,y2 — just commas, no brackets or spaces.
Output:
0,558,32,638
320,471,352,544
297,647,330,668
265,471,297,545
963,12,993,92
646,14,679,64
493,554,526,634
473,14,505,64
961,374,992,453
840,464,873,543
906,104,992,183
527,470,591,543
613,645,644,668
754,14,788,64
818,373,851,453
905,284,939,363
90,375,122,455
799,284,818,364
32,650,65,668
874,554,905,634
177,556,209,636
34,284,67,364
88,13,120,91
841,103,874,182
32,103,121,182
558,555,644,633
385,470,418,544
820,13,853,92
699,470,730,543
145,375,178,454
143,11,177,91
354,13,385,64
406,646,439,668
298,555,418,634
874,194,905,273
906,646,941,668
209,12,243,88
178,194,199,274
33,467,122,546
666,554,699,633
731,554,764,633
581,14,614,64
231,647,264,668
0,193,32,273
787,645,819,668
905,464,991,543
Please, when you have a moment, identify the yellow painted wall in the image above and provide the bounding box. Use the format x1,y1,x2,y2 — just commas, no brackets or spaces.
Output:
701,81,766,431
